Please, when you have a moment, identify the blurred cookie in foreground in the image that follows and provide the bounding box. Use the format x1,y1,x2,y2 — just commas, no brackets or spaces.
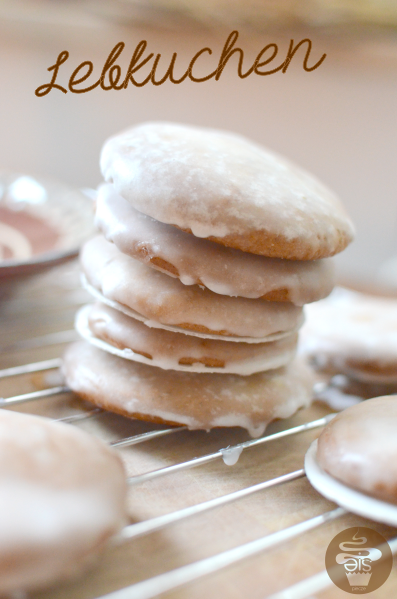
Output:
95,183,336,304
63,341,314,438
0,409,127,595
300,287,397,384
100,122,355,260
76,303,298,375
316,396,397,504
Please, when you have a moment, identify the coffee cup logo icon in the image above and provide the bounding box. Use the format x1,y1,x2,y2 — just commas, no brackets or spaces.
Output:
336,531,381,589
325,527,392,594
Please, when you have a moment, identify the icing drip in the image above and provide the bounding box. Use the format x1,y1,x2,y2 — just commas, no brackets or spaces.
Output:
221,446,244,466
95,183,335,305
80,236,304,340
62,342,315,436
82,275,299,344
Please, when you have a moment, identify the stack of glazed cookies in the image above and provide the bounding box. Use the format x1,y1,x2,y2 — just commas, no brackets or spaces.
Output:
63,122,355,437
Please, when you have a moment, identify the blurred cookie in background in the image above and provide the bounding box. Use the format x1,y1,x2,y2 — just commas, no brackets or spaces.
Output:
300,287,397,385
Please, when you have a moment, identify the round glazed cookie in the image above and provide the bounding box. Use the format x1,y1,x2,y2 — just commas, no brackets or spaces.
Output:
300,287,397,383
62,341,314,438
81,236,304,341
96,184,336,304
317,396,397,504
76,303,298,375
0,409,127,595
100,122,355,260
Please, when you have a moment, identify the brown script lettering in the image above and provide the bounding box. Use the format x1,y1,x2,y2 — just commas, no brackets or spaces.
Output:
34,31,326,96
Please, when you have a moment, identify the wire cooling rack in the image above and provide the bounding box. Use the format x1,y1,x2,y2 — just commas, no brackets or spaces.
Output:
1,260,397,599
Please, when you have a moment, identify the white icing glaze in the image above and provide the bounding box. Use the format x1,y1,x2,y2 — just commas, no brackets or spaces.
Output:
299,287,397,382
221,446,244,466
82,276,298,344
100,122,354,258
76,303,298,375
314,384,362,411
306,440,397,526
210,415,268,439
80,236,304,340
62,341,315,435
95,184,335,305
0,410,127,595
316,396,397,504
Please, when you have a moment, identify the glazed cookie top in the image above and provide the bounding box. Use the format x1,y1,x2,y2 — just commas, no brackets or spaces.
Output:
300,287,397,383
317,396,397,504
63,341,314,438
0,409,127,594
100,122,355,259
96,184,336,304
81,236,304,340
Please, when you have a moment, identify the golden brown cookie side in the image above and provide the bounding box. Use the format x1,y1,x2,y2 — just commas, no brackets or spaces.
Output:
344,358,397,379
149,256,180,277
68,387,183,428
179,227,352,260
260,288,291,302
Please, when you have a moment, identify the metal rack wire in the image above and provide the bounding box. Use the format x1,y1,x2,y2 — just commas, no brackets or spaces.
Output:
1,262,397,599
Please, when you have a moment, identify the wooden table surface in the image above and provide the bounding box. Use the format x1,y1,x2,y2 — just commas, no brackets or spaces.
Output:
1,260,396,599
